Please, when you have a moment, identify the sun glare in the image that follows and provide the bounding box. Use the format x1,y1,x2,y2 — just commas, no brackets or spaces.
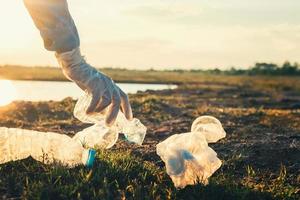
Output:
0,80,17,106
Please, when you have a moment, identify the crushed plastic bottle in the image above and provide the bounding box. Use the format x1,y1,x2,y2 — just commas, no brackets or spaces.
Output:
73,93,147,148
73,123,118,149
156,116,226,188
0,127,96,168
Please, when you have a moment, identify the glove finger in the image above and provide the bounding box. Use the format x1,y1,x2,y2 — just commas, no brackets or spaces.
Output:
119,89,133,120
105,89,121,127
95,91,111,113
86,91,101,114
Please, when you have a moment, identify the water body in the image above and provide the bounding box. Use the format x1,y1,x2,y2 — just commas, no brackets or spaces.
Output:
9,80,177,102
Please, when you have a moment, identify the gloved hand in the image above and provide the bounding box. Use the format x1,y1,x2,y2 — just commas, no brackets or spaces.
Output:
23,0,80,53
56,48,133,126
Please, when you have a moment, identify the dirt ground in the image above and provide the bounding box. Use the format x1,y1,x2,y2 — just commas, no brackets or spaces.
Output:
0,81,299,198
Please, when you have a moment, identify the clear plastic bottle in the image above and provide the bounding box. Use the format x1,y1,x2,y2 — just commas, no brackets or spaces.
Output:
156,116,226,188
191,115,226,143
0,127,96,168
73,123,119,149
73,93,147,148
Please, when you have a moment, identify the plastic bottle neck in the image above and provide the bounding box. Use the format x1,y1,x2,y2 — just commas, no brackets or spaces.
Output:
82,149,96,168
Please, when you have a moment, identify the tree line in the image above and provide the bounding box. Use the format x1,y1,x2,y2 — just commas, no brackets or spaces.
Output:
190,62,300,76
1,61,300,76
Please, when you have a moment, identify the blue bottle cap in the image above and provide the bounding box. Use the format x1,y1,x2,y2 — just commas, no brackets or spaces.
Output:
85,149,96,168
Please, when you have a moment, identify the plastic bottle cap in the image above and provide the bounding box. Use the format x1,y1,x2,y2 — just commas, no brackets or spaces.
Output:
83,149,96,168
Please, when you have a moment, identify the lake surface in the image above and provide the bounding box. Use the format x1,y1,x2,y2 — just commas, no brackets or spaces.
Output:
9,80,177,102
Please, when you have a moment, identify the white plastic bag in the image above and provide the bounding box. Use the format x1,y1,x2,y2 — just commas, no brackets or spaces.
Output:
156,116,226,188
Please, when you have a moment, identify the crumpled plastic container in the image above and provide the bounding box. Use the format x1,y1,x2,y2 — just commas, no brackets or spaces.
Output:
72,123,118,149
191,115,226,143
156,116,226,188
73,92,147,148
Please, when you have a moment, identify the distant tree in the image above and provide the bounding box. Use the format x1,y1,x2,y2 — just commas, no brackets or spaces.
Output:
226,67,246,75
211,68,221,74
280,61,298,75
190,69,204,73
249,63,278,75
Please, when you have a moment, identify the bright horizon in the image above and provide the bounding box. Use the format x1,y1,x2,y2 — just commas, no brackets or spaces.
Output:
0,0,299,70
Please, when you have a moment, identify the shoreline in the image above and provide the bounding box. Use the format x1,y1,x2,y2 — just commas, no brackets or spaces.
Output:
4,78,182,85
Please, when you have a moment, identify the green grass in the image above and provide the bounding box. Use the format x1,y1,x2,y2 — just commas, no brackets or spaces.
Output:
2,150,295,200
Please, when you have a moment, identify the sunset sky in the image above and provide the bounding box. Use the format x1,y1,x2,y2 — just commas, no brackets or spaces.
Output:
0,0,299,69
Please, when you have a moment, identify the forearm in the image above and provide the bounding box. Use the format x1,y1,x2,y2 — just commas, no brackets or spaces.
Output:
24,0,98,90
24,0,105,93
23,0,80,53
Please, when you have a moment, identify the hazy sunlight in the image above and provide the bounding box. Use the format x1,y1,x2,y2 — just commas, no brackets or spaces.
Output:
0,80,17,106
